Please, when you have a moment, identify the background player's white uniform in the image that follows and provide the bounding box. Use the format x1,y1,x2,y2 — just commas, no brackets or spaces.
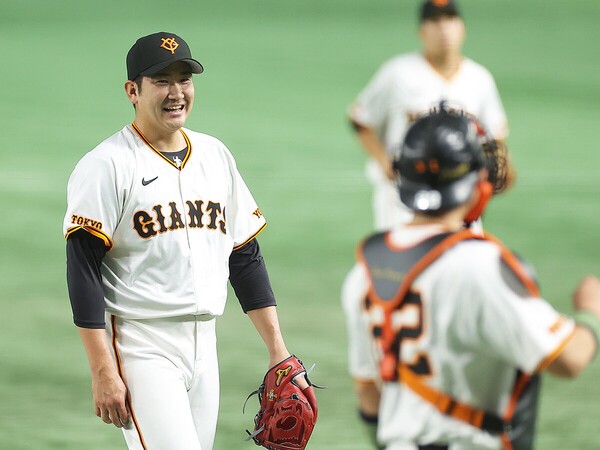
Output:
342,224,574,449
350,53,508,230
64,125,266,449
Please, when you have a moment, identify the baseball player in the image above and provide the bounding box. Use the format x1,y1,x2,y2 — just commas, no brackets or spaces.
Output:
342,107,600,450
348,0,509,231
64,32,309,450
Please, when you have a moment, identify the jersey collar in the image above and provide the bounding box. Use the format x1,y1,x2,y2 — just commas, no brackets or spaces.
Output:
131,122,192,170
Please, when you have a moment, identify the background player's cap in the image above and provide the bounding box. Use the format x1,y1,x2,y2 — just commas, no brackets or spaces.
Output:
393,104,485,213
126,32,204,81
419,0,461,22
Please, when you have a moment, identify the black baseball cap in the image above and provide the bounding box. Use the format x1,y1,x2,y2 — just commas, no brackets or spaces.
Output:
126,32,204,81
419,0,461,22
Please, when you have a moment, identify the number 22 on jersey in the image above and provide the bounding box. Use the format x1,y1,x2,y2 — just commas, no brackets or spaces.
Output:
365,290,432,381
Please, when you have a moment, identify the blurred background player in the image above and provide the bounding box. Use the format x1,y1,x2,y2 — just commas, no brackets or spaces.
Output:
348,0,509,231
341,107,600,449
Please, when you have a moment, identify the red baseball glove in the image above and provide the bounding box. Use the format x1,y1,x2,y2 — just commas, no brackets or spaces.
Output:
246,355,318,450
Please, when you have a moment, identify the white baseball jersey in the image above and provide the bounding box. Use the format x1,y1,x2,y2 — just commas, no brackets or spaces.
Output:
64,124,266,319
342,224,574,449
349,53,508,230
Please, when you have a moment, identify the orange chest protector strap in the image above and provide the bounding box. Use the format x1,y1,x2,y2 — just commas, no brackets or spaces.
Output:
398,365,512,436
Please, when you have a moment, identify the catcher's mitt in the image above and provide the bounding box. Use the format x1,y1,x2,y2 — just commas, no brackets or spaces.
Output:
482,138,516,194
245,355,318,450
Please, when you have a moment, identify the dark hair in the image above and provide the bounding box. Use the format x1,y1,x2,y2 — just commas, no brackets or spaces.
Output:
133,75,143,94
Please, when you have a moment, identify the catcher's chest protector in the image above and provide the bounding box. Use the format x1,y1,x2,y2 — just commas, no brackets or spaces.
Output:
361,231,454,302
359,229,541,449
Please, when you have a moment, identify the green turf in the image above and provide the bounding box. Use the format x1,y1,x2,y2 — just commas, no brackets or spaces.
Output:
1,0,599,448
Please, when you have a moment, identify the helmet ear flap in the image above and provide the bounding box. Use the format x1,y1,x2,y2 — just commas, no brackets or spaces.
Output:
464,180,493,225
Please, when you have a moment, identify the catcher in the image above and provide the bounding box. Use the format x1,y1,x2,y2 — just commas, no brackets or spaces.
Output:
341,105,600,449
245,355,318,450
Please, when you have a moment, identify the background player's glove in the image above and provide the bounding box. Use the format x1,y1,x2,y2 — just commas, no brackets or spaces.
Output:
246,355,318,450
482,138,515,194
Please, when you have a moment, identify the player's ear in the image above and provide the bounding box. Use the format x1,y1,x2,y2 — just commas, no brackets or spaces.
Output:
124,80,139,106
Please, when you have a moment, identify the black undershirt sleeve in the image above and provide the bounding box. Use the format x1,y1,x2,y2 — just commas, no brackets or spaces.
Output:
229,239,277,313
66,229,108,328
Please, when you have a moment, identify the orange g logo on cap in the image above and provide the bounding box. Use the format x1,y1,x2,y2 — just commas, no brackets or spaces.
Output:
160,37,179,55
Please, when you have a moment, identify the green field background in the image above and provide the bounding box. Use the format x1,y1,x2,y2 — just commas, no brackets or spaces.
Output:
1,0,599,448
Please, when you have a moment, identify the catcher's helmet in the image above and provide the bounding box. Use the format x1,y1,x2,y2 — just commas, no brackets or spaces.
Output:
394,104,487,213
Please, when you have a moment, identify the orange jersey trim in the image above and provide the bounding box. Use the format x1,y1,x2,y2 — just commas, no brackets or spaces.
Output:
110,316,148,450
535,329,576,373
65,225,113,249
131,122,192,170
233,223,267,251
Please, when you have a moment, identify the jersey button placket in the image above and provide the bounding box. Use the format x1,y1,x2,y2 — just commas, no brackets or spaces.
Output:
177,166,204,316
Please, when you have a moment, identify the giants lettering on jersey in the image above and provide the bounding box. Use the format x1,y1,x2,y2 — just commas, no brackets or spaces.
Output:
133,199,226,239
